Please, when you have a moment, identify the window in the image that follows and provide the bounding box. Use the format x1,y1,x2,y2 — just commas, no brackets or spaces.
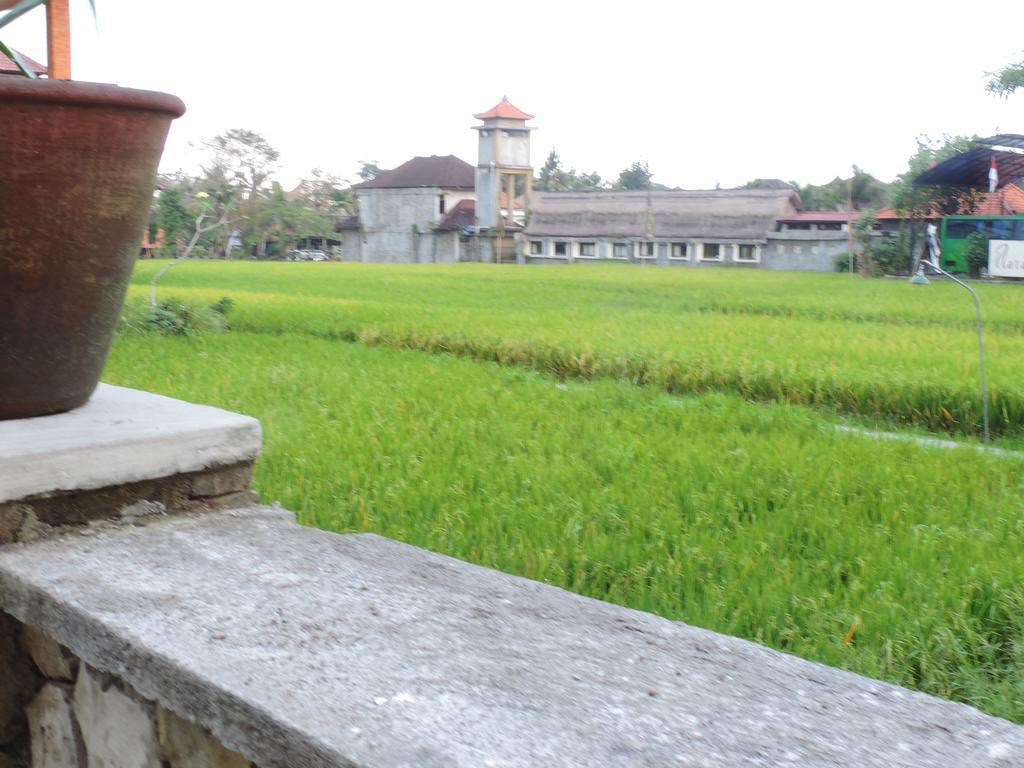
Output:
990,220,1014,239
530,241,543,255
945,220,980,239
553,241,568,256
638,241,656,259
579,242,596,258
612,242,629,259
670,242,688,260
736,244,758,262
701,243,722,261
438,195,446,216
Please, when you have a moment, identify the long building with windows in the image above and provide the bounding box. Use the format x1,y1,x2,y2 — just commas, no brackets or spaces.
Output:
523,189,801,267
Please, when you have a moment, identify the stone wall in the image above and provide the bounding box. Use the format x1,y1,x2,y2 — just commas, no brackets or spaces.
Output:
0,387,265,767
1,611,250,768
0,462,256,547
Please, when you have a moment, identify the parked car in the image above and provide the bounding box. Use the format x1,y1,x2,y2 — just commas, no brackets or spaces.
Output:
284,249,329,262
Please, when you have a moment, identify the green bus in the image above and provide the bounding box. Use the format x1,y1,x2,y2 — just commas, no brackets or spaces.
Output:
939,215,1024,272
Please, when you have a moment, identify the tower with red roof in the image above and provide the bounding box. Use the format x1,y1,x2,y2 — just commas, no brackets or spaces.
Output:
473,97,534,238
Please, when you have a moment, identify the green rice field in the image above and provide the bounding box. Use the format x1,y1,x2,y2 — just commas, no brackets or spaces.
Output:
127,261,1024,437
105,261,1024,721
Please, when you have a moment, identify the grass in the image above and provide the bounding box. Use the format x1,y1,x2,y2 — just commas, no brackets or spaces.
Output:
109,262,1024,720
127,261,1024,437
104,331,1024,723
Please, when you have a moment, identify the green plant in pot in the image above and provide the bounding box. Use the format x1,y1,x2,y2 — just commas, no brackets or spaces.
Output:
0,0,185,419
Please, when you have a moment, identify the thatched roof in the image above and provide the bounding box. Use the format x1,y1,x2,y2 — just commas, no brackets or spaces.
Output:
525,189,800,240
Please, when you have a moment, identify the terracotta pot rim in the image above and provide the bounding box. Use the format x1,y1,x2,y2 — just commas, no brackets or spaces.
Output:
0,77,185,118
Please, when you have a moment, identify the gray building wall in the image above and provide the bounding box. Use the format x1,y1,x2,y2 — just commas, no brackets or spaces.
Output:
523,237,766,268
338,231,363,262
355,187,473,263
763,231,848,271
475,167,499,231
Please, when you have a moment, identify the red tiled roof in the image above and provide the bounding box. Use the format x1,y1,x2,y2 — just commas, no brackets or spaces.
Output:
781,208,941,223
435,199,476,231
0,49,45,76
474,97,534,121
973,183,1024,215
499,191,524,210
353,155,474,190
777,211,859,223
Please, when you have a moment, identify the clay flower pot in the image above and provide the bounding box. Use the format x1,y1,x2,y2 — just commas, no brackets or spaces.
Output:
0,78,185,420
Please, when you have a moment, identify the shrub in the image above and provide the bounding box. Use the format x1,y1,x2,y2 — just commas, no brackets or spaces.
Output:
965,231,990,278
872,238,910,276
210,296,235,317
834,252,853,272
119,297,233,336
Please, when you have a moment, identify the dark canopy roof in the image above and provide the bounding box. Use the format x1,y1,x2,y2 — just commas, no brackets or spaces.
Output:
914,135,1024,190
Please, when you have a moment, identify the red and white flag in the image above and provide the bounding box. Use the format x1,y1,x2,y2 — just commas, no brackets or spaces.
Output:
989,156,999,193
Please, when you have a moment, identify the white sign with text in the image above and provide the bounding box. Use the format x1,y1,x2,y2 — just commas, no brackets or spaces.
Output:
989,240,1024,278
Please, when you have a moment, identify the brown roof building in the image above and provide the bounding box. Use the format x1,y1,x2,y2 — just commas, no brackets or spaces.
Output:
528,189,798,240
524,189,800,265
345,155,478,263
353,155,474,190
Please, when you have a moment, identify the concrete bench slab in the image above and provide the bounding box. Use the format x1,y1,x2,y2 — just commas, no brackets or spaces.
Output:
0,384,261,503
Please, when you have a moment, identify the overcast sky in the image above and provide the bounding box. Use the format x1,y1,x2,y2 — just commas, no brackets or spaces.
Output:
5,0,1022,189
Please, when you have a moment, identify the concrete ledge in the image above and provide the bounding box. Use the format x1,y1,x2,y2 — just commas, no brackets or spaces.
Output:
1,509,1022,767
0,385,261,503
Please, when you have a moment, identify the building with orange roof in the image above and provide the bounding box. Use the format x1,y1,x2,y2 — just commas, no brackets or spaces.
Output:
336,99,534,263
972,183,1024,216
0,48,45,77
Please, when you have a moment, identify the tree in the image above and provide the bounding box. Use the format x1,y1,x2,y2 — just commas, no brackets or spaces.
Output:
987,59,1024,97
848,165,889,209
534,149,604,191
742,179,795,190
851,208,879,276
890,135,981,218
615,161,654,190
245,183,335,258
793,166,889,211
536,149,564,191
155,188,193,256
203,129,280,203
357,160,384,182
150,192,236,306
293,168,355,215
